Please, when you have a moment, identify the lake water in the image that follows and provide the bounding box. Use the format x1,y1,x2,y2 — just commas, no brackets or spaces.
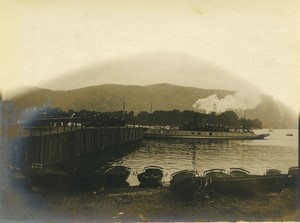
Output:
110,129,298,186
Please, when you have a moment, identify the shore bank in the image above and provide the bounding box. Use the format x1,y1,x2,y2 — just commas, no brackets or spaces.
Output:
0,176,299,222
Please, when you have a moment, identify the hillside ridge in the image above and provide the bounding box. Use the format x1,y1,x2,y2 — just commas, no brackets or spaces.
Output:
12,83,296,128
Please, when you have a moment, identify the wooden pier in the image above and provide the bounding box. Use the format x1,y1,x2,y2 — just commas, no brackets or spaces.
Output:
11,126,144,169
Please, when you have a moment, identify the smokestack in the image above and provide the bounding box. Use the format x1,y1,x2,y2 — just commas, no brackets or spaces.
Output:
149,103,152,126
243,110,246,130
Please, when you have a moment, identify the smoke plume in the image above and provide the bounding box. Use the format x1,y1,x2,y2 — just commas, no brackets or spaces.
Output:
192,92,262,114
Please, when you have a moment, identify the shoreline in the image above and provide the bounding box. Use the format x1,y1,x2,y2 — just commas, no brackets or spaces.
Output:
0,176,299,222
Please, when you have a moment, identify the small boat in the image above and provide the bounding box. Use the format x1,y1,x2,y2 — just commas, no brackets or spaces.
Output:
104,165,131,186
286,133,293,136
137,165,164,187
27,168,105,191
204,168,289,195
229,168,251,177
288,166,298,187
265,169,282,175
203,169,231,189
169,170,203,198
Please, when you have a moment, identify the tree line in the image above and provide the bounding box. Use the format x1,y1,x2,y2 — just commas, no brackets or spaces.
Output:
129,109,262,130
19,107,262,130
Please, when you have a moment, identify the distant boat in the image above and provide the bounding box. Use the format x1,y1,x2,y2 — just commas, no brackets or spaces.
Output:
169,170,203,197
203,168,289,195
137,165,164,187
144,127,269,140
286,133,293,136
104,166,131,186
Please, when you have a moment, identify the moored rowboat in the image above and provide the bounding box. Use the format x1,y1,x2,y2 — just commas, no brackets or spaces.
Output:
104,165,131,185
137,165,164,187
169,170,203,197
204,168,289,195
27,168,105,191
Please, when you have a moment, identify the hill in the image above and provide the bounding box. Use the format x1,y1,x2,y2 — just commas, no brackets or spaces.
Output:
12,84,297,128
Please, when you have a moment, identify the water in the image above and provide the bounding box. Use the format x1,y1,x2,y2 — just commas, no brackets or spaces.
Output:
111,129,298,186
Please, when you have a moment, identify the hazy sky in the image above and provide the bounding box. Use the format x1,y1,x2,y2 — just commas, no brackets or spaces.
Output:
1,0,299,112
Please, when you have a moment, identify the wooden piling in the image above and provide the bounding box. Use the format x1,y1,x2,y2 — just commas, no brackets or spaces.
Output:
14,127,143,169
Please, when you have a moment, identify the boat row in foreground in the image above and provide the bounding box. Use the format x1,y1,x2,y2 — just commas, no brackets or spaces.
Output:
23,165,166,191
170,167,298,197
17,165,298,197
104,165,165,187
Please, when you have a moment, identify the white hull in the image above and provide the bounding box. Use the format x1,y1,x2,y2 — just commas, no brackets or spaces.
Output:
144,129,269,140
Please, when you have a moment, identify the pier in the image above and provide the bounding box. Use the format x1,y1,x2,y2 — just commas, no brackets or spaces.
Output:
11,126,144,170
0,100,144,171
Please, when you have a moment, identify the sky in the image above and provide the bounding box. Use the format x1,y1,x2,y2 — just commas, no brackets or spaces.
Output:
1,0,299,113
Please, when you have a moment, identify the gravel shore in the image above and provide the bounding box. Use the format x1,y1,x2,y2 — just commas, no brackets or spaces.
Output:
0,175,299,222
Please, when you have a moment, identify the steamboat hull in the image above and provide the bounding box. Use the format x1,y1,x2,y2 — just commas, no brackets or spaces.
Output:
144,129,269,140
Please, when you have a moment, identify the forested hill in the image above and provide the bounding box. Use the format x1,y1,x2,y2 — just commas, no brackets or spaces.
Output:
12,84,297,129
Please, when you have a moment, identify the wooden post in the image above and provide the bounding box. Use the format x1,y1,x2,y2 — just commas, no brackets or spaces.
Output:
18,126,143,168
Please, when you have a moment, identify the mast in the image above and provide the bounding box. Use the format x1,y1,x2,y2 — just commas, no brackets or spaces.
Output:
122,102,126,121
243,110,246,131
149,103,152,126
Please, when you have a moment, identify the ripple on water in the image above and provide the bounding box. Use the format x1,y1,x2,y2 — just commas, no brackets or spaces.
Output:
111,129,298,185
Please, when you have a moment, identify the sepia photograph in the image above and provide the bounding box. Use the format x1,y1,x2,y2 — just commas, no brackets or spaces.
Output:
0,0,299,222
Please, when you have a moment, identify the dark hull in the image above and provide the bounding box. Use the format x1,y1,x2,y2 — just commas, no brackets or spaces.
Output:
104,166,131,186
105,174,130,185
137,166,164,187
170,177,202,197
170,171,203,197
27,171,105,191
288,166,298,187
207,174,289,195
137,173,163,186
